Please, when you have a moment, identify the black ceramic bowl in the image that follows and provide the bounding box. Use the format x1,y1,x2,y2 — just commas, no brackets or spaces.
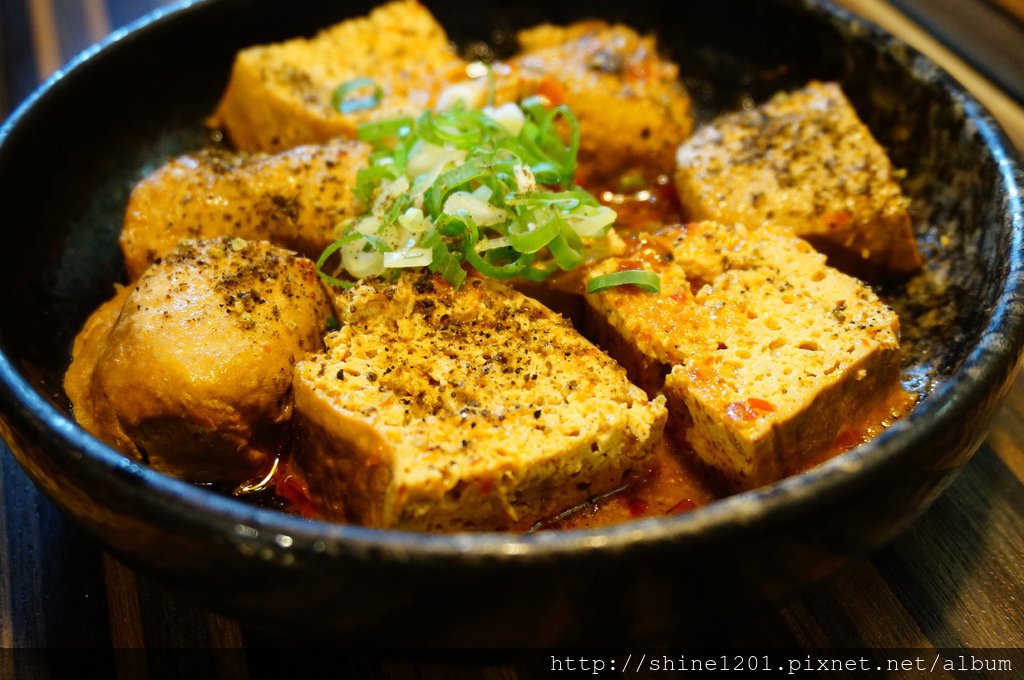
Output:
0,0,1022,646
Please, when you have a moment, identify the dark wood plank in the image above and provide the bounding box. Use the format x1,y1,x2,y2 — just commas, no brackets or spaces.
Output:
987,372,1024,481
50,0,101,65
0,0,1022,664
25,0,60,79
824,565,933,648
891,0,1024,105
0,448,12,650
872,445,1024,648
0,0,41,115
985,0,1024,25
105,0,173,32
1,452,113,649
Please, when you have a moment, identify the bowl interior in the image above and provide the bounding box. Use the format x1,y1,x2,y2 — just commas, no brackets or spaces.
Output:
0,0,1019,538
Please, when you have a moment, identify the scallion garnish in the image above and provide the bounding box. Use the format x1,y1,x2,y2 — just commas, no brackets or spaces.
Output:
331,77,384,114
356,116,413,141
587,270,662,294
317,99,637,289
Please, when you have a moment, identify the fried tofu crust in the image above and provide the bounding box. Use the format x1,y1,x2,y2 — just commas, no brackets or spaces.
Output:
210,0,465,152
675,81,920,279
293,272,666,531
585,221,902,489
495,20,694,185
65,238,333,485
120,140,370,280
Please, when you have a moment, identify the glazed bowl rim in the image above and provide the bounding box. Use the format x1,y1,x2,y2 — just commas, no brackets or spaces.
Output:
1,0,1022,561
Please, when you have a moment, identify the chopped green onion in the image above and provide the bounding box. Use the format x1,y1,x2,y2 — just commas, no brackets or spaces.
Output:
331,77,383,114
619,173,647,191
566,205,617,237
425,160,491,216
357,116,414,142
317,99,617,289
383,248,433,268
586,270,662,294
548,220,585,271
516,263,559,281
354,165,398,206
519,96,549,121
315,233,364,288
430,246,467,288
461,221,531,279
505,190,585,210
507,216,560,254
474,235,512,252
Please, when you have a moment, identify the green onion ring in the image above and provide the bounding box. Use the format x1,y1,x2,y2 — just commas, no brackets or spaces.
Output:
315,233,364,287
356,116,414,142
507,216,560,254
586,269,662,294
331,77,384,114
321,99,614,290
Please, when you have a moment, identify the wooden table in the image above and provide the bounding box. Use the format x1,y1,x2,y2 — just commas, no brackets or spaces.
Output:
1,0,1022,670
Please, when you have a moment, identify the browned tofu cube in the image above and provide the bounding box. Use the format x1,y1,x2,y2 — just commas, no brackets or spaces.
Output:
585,221,902,489
65,238,334,485
210,0,465,152
675,81,920,278
494,21,694,185
293,272,666,531
120,140,370,279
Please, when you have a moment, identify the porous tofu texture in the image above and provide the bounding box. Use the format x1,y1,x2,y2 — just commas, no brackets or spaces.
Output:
495,21,694,184
293,273,666,531
64,238,333,486
675,81,920,279
585,222,901,489
121,140,370,280
210,0,465,152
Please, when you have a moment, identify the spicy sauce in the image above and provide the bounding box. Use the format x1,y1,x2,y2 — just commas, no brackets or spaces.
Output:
241,378,916,530
542,433,718,530
237,169,917,531
591,173,685,234
541,381,916,530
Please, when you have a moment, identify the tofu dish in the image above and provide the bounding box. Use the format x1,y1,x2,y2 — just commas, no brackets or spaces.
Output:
64,0,918,532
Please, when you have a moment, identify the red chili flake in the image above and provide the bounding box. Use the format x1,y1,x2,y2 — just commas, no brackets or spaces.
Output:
535,77,566,107
833,427,863,451
822,210,852,230
627,496,649,517
726,398,775,421
275,473,320,519
668,498,697,514
689,365,713,386
626,62,649,84
668,290,690,304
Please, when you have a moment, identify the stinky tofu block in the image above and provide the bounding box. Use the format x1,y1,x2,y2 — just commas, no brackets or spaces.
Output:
65,237,333,485
120,140,369,279
675,81,920,278
493,20,694,184
210,0,465,152
585,221,901,489
293,272,666,531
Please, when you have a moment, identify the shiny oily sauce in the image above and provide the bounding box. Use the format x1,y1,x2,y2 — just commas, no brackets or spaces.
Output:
245,173,915,530
537,176,911,530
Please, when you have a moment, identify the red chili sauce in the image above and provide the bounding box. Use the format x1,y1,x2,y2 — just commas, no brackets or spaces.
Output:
255,171,915,530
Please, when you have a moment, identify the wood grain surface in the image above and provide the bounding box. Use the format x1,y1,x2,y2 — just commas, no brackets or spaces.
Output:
0,0,1022,672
